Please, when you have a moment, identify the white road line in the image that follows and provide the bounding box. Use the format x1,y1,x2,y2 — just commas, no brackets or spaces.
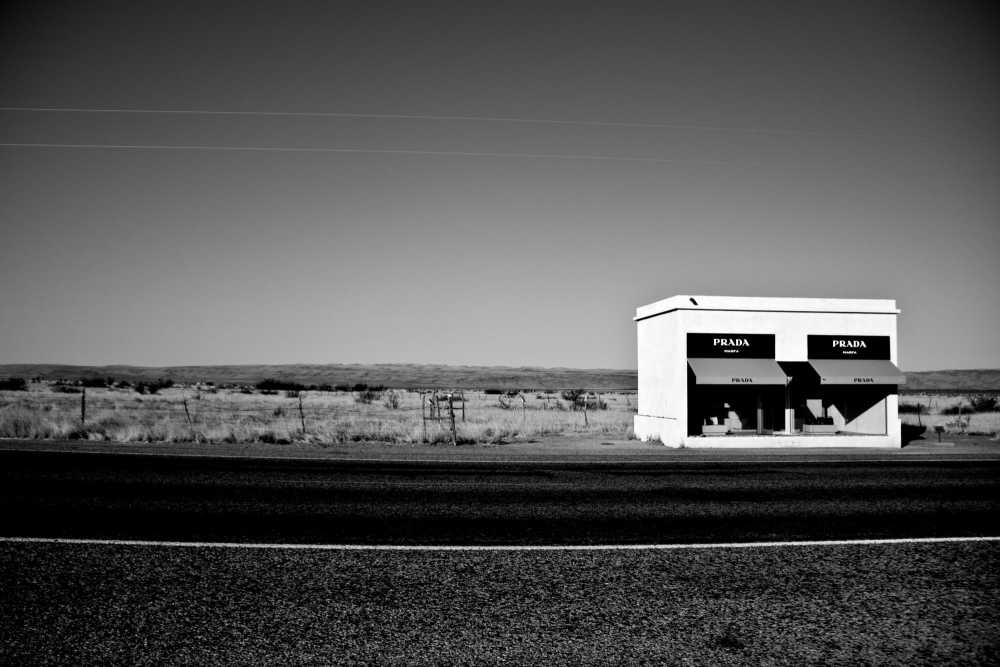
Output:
1,536,998,551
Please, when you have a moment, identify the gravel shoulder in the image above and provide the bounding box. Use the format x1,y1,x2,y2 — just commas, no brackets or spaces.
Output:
1,435,998,462
1,541,997,665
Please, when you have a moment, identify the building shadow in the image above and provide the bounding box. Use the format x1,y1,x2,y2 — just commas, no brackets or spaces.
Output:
902,422,927,446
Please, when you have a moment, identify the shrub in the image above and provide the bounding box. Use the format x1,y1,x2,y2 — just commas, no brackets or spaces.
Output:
0,406,53,438
334,384,352,392
940,404,972,415
256,378,306,392
969,394,998,412
898,403,926,414
383,389,401,409
285,390,301,399
80,377,110,388
258,431,291,445
558,389,605,410
0,377,27,391
135,378,174,395
352,383,368,392
52,385,81,394
355,388,382,404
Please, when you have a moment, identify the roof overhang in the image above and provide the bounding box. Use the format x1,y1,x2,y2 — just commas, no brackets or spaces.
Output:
635,295,901,322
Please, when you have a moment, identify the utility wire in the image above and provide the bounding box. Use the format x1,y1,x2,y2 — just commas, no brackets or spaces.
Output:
0,106,819,136
0,142,754,166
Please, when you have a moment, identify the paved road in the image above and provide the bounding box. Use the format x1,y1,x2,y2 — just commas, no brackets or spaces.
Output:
2,450,998,544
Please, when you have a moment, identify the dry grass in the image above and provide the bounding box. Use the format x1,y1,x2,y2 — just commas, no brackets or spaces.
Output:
900,392,1000,435
0,385,635,445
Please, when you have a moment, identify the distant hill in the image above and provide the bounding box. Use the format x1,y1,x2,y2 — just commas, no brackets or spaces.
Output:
0,364,996,392
901,369,1000,392
0,363,639,391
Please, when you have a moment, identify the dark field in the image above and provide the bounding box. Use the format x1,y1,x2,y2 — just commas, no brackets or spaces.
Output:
1,541,997,665
2,452,999,544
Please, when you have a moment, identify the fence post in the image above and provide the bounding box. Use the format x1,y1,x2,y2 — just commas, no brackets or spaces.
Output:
448,396,457,446
182,399,193,425
80,388,86,425
421,392,427,442
298,392,306,435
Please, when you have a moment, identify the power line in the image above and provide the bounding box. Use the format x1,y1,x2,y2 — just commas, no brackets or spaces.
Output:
0,142,753,166
0,106,819,136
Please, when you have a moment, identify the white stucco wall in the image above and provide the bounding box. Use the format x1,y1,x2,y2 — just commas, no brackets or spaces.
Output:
633,296,901,448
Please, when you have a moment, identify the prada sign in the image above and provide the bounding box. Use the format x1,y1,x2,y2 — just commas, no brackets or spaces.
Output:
808,335,890,360
687,333,775,359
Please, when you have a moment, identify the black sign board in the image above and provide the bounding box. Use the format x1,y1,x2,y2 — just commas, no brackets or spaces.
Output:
687,333,775,359
808,335,890,360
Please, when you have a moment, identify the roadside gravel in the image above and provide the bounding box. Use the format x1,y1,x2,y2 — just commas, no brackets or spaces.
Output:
2,541,997,665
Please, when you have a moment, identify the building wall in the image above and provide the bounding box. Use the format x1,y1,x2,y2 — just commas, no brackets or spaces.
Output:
635,312,685,444
634,301,901,447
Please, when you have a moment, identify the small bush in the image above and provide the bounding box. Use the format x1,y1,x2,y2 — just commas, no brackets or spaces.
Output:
52,385,81,394
940,404,973,415
969,394,998,412
559,390,606,410
898,403,926,414
79,377,110,388
285,390,301,399
0,406,54,438
0,377,28,391
258,431,291,445
355,389,382,404
334,384,352,392
256,378,306,392
383,389,401,409
135,378,174,395
352,383,368,392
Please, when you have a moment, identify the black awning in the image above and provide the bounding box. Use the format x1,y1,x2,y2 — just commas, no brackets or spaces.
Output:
807,359,906,385
688,358,789,385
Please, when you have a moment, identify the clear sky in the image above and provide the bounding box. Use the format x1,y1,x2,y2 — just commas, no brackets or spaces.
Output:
1,1,997,371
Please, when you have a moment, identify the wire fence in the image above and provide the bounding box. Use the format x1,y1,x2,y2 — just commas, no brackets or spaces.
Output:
0,386,638,444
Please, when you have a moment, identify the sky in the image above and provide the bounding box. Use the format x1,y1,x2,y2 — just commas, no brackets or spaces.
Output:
0,1,997,371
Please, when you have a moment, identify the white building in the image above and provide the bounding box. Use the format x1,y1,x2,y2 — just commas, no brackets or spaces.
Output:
633,295,905,448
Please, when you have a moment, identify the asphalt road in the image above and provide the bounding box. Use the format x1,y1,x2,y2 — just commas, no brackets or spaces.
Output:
2,450,998,544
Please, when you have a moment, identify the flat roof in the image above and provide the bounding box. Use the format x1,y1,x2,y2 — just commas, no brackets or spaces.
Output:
635,295,900,321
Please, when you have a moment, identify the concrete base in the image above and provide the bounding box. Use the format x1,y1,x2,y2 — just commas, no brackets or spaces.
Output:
682,435,900,448
803,424,837,435
636,415,901,448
